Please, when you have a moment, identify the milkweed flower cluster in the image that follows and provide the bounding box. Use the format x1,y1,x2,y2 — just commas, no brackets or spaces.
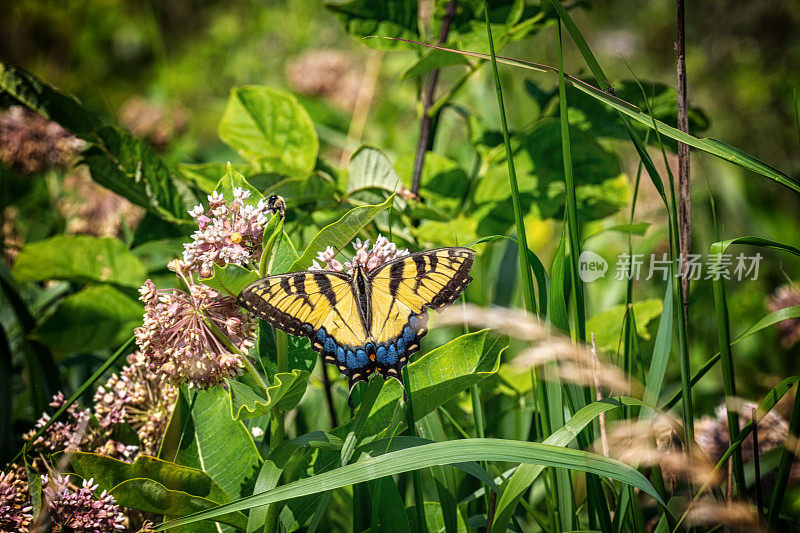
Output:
183,189,278,277
41,474,126,532
0,468,33,532
310,235,408,274
135,267,255,388
24,392,93,455
93,352,178,456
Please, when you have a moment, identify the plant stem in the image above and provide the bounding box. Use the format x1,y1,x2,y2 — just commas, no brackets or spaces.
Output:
556,19,586,343
411,0,458,196
320,363,339,428
675,0,692,330
767,382,800,527
205,317,271,396
403,364,426,533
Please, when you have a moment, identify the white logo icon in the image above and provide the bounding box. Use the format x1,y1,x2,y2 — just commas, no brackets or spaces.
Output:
579,250,608,282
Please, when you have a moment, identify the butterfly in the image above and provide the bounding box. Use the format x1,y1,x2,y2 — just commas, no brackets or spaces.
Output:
237,247,475,389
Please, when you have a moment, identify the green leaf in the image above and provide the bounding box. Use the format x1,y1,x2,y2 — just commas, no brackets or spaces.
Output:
364,330,502,437
325,0,419,50
12,235,147,288
218,86,318,177
63,452,231,504
395,152,469,213
30,285,142,351
347,146,403,197
81,126,191,221
201,263,260,298
0,62,102,136
289,195,394,271
407,502,467,533
159,387,262,503
400,49,469,79
62,452,249,531
586,299,664,353
111,479,247,531
227,369,311,421
178,162,257,194
214,162,265,205
158,437,666,530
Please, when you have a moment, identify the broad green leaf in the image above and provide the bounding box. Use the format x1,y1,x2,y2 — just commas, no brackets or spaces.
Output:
214,162,265,205
61,452,248,531
347,146,403,196
110,479,247,531
363,330,502,437
259,215,285,277
289,195,394,271
325,0,419,50
157,437,666,530
218,86,318,177
256,322,317,382
201,263,260,298
81,126,191,221
586,299,663,353
268,231,299,275
63,452,231,504
12,235,147,288
30,285,142,351
178,162,257,194
159,387,262,503
0,62,102,136
227,369,311,421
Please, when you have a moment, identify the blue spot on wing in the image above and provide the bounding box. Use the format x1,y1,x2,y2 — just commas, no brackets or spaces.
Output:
356,349,368,367
403,326,414,343
386,344,398,365
337,346,345,362
376,346,387,364
324,337,336,354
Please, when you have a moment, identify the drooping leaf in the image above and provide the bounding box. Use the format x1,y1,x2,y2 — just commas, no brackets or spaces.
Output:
325,0,419,50
159,387,262,503
289,195,394,271
30,285,142,351
12,235,147,288
347,146,403,197
227,369,311,421
111,479,248,531
0,62,102,136
218,86,318,177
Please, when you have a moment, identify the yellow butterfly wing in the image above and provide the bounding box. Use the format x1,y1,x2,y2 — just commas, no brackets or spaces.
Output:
237,271,371,382
366,247,474,380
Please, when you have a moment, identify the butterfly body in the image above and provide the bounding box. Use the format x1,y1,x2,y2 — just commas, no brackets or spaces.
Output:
237,247,474,388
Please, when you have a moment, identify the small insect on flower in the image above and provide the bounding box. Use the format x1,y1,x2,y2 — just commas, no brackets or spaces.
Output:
238,235,474,390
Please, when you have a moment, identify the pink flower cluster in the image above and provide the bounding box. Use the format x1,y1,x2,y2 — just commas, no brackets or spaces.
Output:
310,235,408,274
135,270,255,388
24,392,92,455
183,189,277,277
93,352,178,456
42,474,126,532
0,468,33,532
